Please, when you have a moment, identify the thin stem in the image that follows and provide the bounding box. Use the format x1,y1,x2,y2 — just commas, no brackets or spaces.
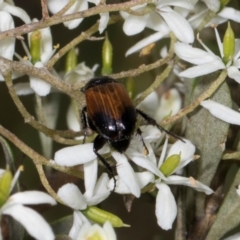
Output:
47,15,121,69
222,151,240,160
40,0,49,19
0,124,84,179
3,70,81,145
162,70,228,126
35,164,65,204
0,0,152,41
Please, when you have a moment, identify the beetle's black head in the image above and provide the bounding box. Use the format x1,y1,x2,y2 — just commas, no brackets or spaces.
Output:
110,138,131,153
81,76,118,93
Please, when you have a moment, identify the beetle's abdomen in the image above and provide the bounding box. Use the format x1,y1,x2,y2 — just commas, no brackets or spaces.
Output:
85,82,136,140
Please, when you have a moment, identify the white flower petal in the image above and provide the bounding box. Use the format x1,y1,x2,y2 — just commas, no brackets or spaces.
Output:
47,0,68,13
218,7,240,23
127,150,165,179
201,100,240,125
157,0,194,10
137,91,159,118
160,7,194,43
99,12,109,34
227,66,240,83
83,160,98,199
237,185,240,197
57,183,87,210
122,14,148,36
158,137,168,168
30,62,51,96
7,191,56,206
224,232,240,240
165,176,214,194
39,26,53,63
167,139,195,165
178,60,225,78
146,11,166,32
112,152,140,197
155,183,177,230
0,11,15,61
14,82,34,95
103,221,117,240
126,30,169,56
202,0,220,12
67,102,81,131
30,76,51,96
3,204,54,240
174,42,220,64
54,143,109,166
1,2,31,23
77,222,107,240
155,88,181,122
108,172,154,194
69,211,86,240
86,173,110,206
63,0,88,29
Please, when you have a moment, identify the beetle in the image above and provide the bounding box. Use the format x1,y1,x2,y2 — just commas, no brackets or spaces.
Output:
81,76,182,190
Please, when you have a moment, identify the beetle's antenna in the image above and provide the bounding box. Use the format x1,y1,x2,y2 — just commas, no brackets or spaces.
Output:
136,109,185,143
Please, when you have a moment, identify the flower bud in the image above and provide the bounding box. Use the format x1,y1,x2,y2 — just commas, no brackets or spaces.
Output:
160,154,181,176
82,206,128,227
126,77,136,100
0,168,12,207
65,48,78,73
30,30,42,64
101,33,113,75
223,22,235,64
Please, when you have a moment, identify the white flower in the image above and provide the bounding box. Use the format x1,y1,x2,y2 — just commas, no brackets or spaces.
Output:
28,20,55,96
154,138,213,230
76,221,117,240
47,0,108,33
174,27,240,82
122,0,194,56
0,0,30,24
57,175,111,240
54,125,163,198
201,100,240,125
0,167,56,240
14,20,56,96
155,88,182,123
65,62,97,131
0,1,30,80
125,0,240,56
107,137,213,230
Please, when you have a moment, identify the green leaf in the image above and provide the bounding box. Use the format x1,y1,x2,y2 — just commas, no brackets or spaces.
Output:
185,72,231,218
206,167,240,239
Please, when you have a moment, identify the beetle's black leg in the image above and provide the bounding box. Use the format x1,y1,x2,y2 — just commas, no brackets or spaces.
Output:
136,109,185,142
136,128,149,155
93,135,116,191
81,106,88,144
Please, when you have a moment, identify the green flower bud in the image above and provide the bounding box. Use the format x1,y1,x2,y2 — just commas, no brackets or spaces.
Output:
30,30,42,64
0,168,12,207
223,22,235,64
160,154,181,177
65,48,78,73
101,33,113,75
126,78,136,100
82,206,129,228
